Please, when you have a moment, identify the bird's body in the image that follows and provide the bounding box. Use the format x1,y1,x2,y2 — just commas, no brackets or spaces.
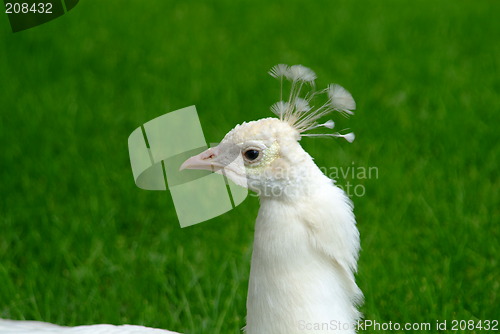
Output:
1,64,362,334
0,320,180,334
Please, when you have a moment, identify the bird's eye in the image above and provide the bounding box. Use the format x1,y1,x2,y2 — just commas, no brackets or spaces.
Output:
243,149,260,162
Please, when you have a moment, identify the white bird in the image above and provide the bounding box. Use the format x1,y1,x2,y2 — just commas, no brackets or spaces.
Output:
1,64,361,334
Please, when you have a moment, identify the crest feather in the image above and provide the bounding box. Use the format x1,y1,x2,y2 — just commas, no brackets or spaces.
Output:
285,65,317,83
270,101,289,117
268,64,289,78
268,64,357,142
327,84,356,116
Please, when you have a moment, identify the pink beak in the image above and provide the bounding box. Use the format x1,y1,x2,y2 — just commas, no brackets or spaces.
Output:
179,146,223,171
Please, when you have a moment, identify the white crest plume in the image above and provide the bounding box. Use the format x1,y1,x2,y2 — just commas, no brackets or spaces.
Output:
268,64,289,78
268,64,356,142
327,84,356,116
270,101,290,117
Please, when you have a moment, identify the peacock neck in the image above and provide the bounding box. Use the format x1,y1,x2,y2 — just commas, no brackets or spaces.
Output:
245,185,360,334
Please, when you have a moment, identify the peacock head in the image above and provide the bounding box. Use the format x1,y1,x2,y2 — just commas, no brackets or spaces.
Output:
180,64,356,197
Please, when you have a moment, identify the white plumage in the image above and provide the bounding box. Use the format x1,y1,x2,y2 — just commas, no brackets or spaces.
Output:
0,320,179,333
245,156,362,334
1,64,361,334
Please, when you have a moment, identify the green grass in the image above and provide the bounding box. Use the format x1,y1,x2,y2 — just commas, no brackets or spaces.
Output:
0,0,498,333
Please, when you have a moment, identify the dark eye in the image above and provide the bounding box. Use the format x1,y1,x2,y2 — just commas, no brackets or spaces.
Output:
244,149,260,161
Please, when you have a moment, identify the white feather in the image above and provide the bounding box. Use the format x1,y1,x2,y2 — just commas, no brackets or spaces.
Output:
341,132,356,143
294,97,312,113
0,320,180,334
322,119,335,129
285,65,317,83
301,132,356,143
270,101,291,117
268,64,289,78
327,84,356,116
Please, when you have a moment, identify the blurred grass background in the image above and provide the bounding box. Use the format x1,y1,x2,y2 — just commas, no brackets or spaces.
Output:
0,0,498,333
